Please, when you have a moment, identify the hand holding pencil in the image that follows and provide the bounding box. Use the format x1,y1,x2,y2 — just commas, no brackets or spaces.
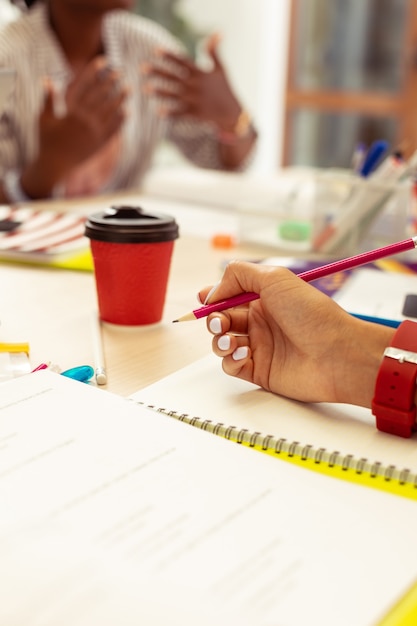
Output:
175,236,417,321
177,239,417,409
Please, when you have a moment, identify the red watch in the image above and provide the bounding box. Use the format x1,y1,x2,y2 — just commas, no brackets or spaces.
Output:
372,320,417,438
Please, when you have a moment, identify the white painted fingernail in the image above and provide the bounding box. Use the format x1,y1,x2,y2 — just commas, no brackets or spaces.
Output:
209,317,222,334
218,335,230,350
232,346,249,361
204,281,221,304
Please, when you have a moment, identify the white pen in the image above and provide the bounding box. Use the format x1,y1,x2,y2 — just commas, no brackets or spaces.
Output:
313,151,416,253
91,311,107,385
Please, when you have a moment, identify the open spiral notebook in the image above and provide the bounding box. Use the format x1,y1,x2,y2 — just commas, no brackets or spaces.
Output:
131,352,417,501
3,369,417,625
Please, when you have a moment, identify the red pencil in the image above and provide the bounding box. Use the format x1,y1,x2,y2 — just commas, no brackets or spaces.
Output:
173,236,417,322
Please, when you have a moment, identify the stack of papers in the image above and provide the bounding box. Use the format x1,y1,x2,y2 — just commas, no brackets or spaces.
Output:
0,205,93,270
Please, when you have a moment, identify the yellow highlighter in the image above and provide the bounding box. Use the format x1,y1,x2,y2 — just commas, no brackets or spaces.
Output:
0,342,31,381
0,342,30,354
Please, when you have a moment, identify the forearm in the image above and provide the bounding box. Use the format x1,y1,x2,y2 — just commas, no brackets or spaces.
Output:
334,318,395,407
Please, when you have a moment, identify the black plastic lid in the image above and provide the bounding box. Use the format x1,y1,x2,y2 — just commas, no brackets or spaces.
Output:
84,206,179,243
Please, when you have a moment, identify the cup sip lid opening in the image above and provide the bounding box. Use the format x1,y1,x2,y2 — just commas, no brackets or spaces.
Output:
84,206,179,243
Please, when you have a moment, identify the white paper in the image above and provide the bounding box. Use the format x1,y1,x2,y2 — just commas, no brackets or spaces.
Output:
3,371,417,626
333,267,417,320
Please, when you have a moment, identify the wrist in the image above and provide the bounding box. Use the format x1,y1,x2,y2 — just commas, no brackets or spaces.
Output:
20,159,65,200
216,109,253,144
335,318,395,407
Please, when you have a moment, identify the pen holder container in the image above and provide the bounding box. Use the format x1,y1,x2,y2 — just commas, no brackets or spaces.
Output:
237,169,411,256
85,206,179,326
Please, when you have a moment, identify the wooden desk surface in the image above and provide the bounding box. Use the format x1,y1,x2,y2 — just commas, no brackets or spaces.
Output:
1,232,269,397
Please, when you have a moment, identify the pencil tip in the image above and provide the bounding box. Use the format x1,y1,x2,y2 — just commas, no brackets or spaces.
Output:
172,312,197,323
172,319,178,323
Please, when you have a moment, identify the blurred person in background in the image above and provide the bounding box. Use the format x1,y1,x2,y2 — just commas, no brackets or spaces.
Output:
0,0,22,26
0,0,257,202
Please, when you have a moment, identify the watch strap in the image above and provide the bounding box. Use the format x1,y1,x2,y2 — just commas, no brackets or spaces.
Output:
372,320,417,438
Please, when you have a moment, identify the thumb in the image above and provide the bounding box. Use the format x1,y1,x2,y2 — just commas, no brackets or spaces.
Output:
205,32,223,69
40,77,56,119
205,261,260,304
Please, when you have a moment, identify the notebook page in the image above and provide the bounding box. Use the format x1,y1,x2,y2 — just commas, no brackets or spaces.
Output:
131,353,417,482
2,370,417,625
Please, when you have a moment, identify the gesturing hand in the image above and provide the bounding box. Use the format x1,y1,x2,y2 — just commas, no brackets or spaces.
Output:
37,56,128,182
141,33,242,131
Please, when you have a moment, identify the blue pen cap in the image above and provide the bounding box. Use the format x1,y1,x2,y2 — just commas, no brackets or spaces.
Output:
61,365,94,382
360,140,389,177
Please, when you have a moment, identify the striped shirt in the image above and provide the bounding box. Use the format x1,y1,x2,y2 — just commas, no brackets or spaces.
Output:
0,3,240,197
0,1,21,27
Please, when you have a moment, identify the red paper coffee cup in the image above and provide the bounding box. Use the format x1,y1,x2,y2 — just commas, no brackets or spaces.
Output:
85,206,179,325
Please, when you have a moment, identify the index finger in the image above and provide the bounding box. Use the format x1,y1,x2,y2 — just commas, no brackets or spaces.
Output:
155,48,196,72
202,260,260,303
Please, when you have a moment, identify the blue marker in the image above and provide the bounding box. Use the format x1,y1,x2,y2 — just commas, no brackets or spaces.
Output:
359,140,389,177
61,365,94,382
349,312,401,328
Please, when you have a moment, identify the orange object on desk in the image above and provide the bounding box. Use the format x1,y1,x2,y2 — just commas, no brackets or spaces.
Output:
210,233,236,249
